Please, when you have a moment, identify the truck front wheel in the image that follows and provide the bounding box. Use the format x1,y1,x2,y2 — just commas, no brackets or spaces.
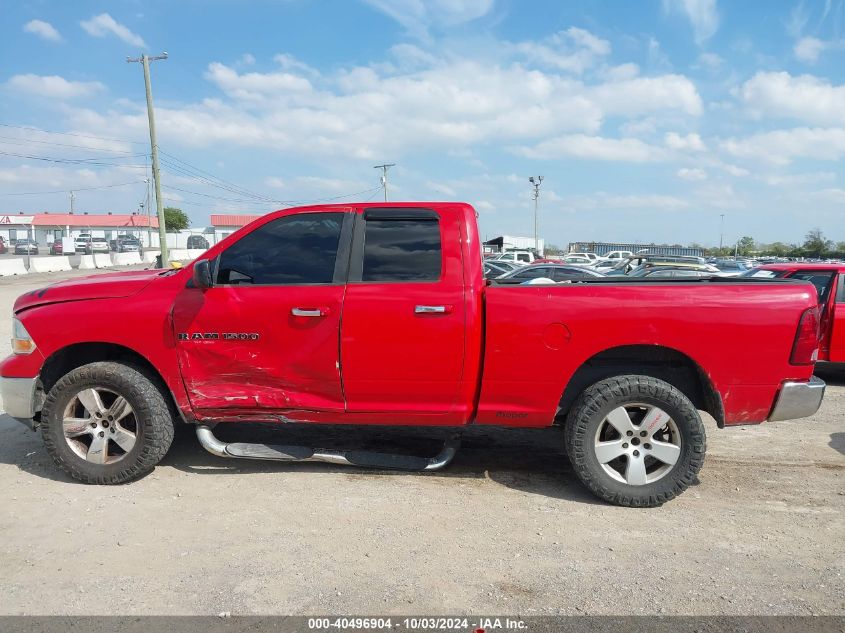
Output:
41,361,175,484
565,375,706,507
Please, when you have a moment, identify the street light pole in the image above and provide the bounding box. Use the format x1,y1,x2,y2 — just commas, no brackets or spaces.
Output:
719,213,725,254
128,52,169,265
529,176,543,254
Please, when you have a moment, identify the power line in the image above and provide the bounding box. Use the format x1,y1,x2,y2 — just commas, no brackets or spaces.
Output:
0,180,147,196
0,135,138,154
0,149,148,166
0,123,146,145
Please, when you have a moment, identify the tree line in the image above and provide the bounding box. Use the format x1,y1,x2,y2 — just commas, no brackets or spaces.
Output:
692,229,844,258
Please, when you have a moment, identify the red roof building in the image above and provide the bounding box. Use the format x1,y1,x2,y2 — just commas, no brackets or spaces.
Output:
210,214,261,228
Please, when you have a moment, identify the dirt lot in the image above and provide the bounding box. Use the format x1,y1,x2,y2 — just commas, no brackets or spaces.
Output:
0,269,842,615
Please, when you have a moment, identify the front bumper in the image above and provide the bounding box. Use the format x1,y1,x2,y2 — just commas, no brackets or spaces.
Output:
0,376,39,430
768,376,826,422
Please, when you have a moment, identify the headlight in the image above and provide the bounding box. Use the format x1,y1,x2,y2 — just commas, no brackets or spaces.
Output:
11,318,36,355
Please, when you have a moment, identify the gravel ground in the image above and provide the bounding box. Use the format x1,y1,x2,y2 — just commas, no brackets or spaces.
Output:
0,268,842,615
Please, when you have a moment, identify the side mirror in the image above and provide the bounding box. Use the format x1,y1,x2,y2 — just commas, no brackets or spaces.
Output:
193,259,213,289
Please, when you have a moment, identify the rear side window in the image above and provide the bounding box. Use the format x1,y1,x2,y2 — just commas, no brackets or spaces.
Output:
513,267,551,280
362,219,441,282
217,212,343,285
838,275,845,303
789,271,836,302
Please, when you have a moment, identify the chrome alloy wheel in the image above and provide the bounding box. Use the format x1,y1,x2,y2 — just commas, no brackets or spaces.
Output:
62,387,138,464
593,403,682,486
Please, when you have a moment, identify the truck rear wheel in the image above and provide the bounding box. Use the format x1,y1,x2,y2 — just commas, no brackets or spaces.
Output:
565,375,705,507
41,361,175,484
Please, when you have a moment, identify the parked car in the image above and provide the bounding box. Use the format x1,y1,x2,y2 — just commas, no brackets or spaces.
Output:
84,237,109,254
483,261,511,279
623,262,719,277
601,250,633,262
49,240,63,255
568,252,600,263
609,254,719,275
742,263,845,362
13,239,38,255
187,235,210,250
74,233,92,251
116,237,140,253
498,263,606,282
489,250,537,265
0,236,7,254
563,255,595,265
714,259,751,276
0,202,825,508
628,266,715,278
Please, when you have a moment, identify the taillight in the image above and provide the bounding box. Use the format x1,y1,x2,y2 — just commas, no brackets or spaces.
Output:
790,307,820,365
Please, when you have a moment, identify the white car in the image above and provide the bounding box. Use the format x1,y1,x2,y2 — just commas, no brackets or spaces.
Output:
489,250,537,265
568,252,600,263
602,250,633,262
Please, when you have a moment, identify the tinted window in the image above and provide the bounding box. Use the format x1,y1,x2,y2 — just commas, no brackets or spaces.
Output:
789,271,836,302
553,267,590,281
362,219,441,282
217,212,343,285
837,275,845,303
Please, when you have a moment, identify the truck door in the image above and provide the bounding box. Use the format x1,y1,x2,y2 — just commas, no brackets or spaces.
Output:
830,274,845,362
340,208,466,418
171,210,351,413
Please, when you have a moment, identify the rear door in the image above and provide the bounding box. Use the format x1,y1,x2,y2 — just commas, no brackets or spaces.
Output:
340,207,466,416
829,274,845,362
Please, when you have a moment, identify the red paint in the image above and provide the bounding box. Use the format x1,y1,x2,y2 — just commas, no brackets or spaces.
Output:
0,203,821,429
752,263,845,362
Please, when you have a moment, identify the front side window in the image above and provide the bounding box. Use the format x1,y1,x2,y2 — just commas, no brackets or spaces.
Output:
362,218,441,282
837,274,845,303
514,267,551,280
217,212,343,285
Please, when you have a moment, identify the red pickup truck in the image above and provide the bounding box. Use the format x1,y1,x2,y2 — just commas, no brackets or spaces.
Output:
743,263,845,362
0,203,826,506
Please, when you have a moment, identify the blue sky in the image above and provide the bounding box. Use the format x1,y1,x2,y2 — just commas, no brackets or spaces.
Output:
1,0,844,247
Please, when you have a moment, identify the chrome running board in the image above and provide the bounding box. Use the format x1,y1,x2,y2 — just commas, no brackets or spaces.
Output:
195,425,460,472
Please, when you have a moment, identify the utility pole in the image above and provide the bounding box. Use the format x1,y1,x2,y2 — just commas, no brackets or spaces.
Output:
128,52,169,265
69,190,75,214
529,176,543,254
719,213,725,254
373,163,395,202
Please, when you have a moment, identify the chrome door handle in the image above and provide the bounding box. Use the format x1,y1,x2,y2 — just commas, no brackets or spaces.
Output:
415,305,451,314
291,307,326,317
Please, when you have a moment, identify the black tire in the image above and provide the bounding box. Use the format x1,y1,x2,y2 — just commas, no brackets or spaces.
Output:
564,375,706,507
41,361,175,484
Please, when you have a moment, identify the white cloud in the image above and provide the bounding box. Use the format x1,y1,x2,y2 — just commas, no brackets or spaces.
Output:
721,127,845,164
567,191,690,210
362,0,493,38
677,167,707,181
5,74,105,99
517,135,666,162
665,132,706,151
80,13,146,47
474,200,495,212
425,181,457,197
65,57,700,160
240,53,256,66
740,71,845,126
513,27,611,74
23,19,62,42
663,0,720,45
794,37,825,62
697,52,722,69
264,177,285,188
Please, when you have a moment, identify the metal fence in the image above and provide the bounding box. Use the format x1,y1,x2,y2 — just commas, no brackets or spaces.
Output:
567,242,705,257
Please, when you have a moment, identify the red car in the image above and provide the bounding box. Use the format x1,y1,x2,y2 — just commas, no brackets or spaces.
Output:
0,236,7,254
743,263,845,362
0,203,826,506
49,239,63,255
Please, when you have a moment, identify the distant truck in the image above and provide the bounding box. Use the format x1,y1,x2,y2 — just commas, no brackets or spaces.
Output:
0,202,826,507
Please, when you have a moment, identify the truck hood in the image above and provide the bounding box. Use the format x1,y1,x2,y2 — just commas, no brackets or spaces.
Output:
14,268,168,313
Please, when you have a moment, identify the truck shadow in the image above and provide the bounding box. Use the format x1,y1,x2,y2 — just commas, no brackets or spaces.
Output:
0,415,604,504
161,423,607,505
815,362,845,386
